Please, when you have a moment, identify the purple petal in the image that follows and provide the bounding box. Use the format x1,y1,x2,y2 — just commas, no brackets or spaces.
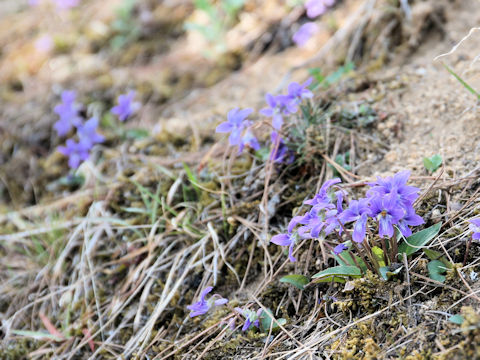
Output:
216,122,234,133
288,241,297,262
378,216,394,238
352,213,368,243
214,298,228,306
271,234,292,246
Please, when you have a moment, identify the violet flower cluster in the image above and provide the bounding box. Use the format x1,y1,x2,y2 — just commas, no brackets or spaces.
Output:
216,79,312,162
271,170,424,260
55,91,104,169
186,286,228,318
55,90,141,170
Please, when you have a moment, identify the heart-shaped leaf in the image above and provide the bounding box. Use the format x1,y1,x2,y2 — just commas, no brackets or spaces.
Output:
259,308,287,332
428,260,447,283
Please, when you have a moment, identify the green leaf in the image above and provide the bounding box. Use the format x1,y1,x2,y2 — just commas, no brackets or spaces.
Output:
379,265,403,281
423,154,442,173
428,260,447,283
312,265,361,283
259,308,286,332
422,248,453,269
372,246,386,267
334,251,368,272
398,222,442,256
279,274,309,290
125,128,149,140
443,63,480,100
448,314,464,325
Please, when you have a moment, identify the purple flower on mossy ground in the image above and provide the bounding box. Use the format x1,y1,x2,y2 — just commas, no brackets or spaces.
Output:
271,232,297,262
293,22,318,47
333,243,347,255
305,0,335,18
54,90,82,137
235,307,262,331
186,286,228,318
339,198,372,243
77,116,105,149
369,193,404,238
216,107,253,146
469,218,480,240
111,91,141,122
57,139,90,169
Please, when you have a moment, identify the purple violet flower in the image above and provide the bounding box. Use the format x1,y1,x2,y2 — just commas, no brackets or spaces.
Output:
260,94,297,130
238,129,260,154
269,131,294,163
216,108,253,146
55,0,80,10
340,198,372,243
333,243,347,255
397,206,424,237
304,178,341,210
369,193,404,238
111,91,141,122
287,78,313,103
305,0,335,18
235,308,263,332
367,170,420,210
57,139,90,169
271,233,297,262
293,22,318,47
54,90,82,137
186,286,228,318
77,116,105,149
469,218,480,240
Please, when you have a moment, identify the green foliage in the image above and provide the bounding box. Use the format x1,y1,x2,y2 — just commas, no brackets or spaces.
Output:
185,0,245,56
125,128,150,140
309,62,354,90
110,0,140,50
427,260,447,283
423,154,442,173
379,265,403,281
443,63,480,100
448,314,465,325
423,248,453,269
334,250,368,272
259,308,287,332
312,265,362,283
328,152,351,178
279,274,309,290
398,222,442,256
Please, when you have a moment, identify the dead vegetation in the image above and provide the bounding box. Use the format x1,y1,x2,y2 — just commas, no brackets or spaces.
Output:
1,0,480,359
